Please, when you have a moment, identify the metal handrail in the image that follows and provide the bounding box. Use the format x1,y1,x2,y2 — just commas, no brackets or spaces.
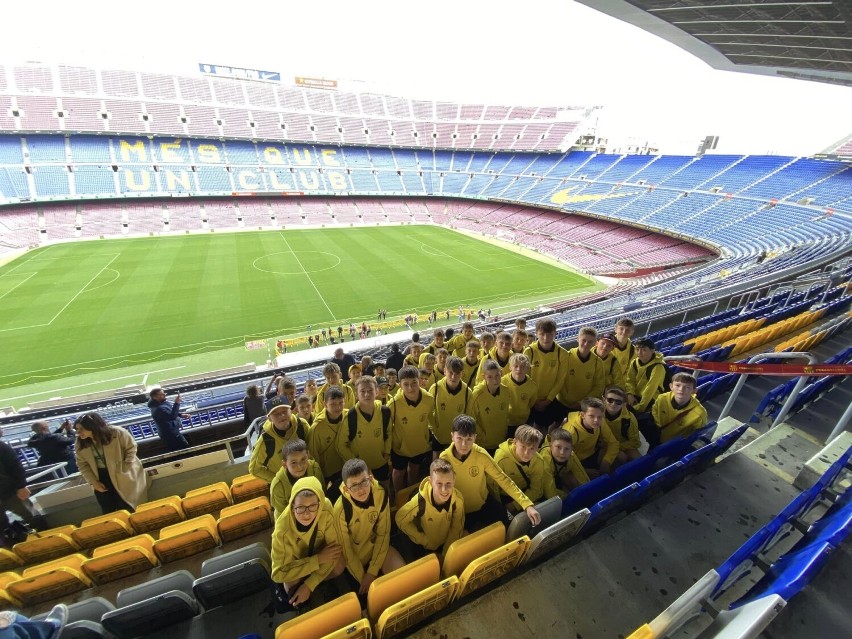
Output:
825,402,852,445
26,462,69,483
718,351,818,429
28,434,250,492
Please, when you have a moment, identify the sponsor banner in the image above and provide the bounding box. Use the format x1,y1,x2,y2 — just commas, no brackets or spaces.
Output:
672,359,852,376
295,76,338,90
199,63,280,83
245,340,267,350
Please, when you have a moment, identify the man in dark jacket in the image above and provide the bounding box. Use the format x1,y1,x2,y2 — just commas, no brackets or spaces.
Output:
385,343,405,373
330,347,357,383
148,388,190,451
27,420,77,474
0,436,44,541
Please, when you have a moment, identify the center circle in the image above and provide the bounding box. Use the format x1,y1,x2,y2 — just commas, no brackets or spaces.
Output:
252,250,341,275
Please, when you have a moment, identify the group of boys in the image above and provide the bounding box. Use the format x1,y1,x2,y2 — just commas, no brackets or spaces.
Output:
259,315,708,608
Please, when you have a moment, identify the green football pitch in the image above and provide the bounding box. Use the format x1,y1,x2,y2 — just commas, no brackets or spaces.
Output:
0,225,601,408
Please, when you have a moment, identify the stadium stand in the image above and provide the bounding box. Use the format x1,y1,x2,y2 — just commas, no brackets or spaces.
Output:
0,62,850,639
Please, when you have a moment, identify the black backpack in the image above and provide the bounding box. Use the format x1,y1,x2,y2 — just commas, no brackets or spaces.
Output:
347,405,391,443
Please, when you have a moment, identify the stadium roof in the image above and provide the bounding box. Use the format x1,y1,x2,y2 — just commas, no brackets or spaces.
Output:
579,0,852,87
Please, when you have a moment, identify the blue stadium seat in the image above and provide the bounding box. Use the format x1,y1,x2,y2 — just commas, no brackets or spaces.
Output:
582,482,640,533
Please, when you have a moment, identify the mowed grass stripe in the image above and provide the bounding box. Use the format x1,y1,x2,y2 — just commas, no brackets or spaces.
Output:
0,226,599,386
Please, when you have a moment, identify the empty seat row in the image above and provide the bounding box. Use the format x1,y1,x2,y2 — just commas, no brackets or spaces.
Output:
0,496,273,607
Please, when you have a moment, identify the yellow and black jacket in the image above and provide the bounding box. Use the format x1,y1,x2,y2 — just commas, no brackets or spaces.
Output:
270,476,341,591
395,477,465,554
335,479,391,582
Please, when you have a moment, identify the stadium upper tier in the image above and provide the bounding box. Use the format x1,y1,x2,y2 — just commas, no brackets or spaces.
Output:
0,63,594,152
0,136,850,258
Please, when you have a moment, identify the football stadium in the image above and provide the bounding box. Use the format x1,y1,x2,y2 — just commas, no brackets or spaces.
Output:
0,1,850,637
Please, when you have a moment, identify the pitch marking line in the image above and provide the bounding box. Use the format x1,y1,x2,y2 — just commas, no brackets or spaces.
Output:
1,366,186,402
0,273,35,302
0,253,121,333
0,245,56,278
279,232,337,321
418,241,521,272
47,253,121,326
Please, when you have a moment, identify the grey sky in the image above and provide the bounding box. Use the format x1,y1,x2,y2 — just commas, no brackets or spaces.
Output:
3,0,850,155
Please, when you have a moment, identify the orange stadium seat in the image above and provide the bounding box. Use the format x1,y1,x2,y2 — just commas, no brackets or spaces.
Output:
0,548,24,572
153,515,220,564
216,496,273,543
274,592,362,639
181,482,233,518
0,571,23,608
81,534,158,585
230,474,270,503
13,526,80,565
441,522,505,579
8,554,92,606
71,510,134,549
453,536,529,601
129,495,185,534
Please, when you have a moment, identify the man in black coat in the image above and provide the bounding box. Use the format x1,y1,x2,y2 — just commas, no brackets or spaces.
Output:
330,347,357,383
0,436,44,540
385,342,405,373
27,420,77,474
148,388,191,451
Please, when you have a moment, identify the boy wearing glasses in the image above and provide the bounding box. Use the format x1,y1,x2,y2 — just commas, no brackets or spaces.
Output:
335,459,404,594
271,476,344,608
602,386,642,464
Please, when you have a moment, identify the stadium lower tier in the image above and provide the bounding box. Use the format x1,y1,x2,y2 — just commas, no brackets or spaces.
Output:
1,137,850,261
0,197,716,276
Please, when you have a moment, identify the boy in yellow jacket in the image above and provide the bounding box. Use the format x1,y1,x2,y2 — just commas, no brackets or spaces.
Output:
558,327,605,412
440,415,541,532
593,332,625,390
270,439,325,519
336,376,391,492
395,458,465,561
540,428,589,498
502,353,538,436
561,397,619,478
651,373,708,447
248,397,309,483
429,356,471,459
388,366,435,493
270,476,343,608
524,318,569,433
492,426,556,509
603,386,642,464
308,386,347,501
335,459,403,594
469,360,511,454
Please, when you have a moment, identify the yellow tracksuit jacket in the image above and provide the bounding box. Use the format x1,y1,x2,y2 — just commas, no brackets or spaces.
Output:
270,476,341,591
439,444,533,514
335,479,391,582
395,477,465,553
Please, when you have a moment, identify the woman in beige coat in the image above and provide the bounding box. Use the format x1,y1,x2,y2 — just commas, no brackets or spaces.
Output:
75,413,147,513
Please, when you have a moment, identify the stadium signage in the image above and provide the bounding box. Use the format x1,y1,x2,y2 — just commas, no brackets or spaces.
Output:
199,63,281,83
115,138,349,194
673,360,852,376
295,76,338,90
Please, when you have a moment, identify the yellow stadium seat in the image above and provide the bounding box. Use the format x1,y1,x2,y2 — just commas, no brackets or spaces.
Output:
367,554,439,623
81,534,158,585
153,514,220,564
393,483,419,511
230,474,270,503
441,522,505,579
13,529,80,565
274,592,362,639
181,482,233,519
0,548,23,571
0,571,22,608
374,576,458,639
216,496,273,543
322,618,372,639
129,495,185,534
626,624,655,639
71,510,134,550
454,536,529,601
9,554,92,606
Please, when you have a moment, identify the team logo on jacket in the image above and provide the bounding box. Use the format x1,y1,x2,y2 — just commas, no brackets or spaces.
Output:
469,466,480,477
369,511,379,523
374,427,381,438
